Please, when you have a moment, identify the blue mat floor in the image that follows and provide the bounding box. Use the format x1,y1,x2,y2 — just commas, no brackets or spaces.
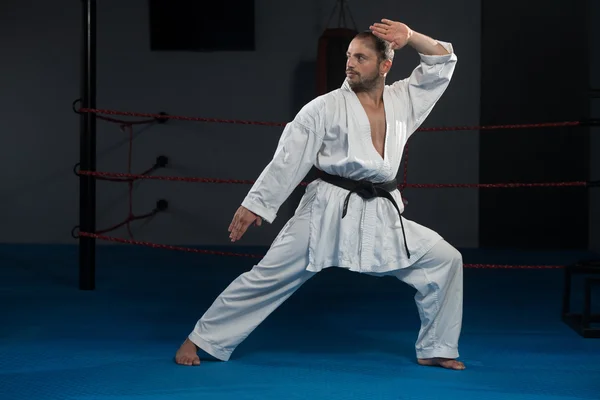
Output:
1,244,600,399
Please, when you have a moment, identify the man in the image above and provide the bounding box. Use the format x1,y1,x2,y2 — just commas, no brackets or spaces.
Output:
176,19,464,370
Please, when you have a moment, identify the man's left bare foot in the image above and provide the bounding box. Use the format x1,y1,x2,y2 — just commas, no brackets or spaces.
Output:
175,338,200,366
417,358,466,370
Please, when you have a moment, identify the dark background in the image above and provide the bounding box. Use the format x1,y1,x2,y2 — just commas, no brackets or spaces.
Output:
0,0,597,253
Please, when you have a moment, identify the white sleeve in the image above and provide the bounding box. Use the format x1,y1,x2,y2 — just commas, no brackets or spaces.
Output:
390,41,458,134
241,99,326,223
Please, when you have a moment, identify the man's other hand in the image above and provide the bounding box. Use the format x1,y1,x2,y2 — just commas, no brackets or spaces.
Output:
228,206,263,242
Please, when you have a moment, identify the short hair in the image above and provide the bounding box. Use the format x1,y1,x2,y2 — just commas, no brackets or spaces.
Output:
354,31,395,62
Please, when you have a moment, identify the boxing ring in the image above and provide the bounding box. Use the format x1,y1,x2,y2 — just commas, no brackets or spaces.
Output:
71,1,600,338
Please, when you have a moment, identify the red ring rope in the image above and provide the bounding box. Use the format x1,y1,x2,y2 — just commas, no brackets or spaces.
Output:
75,105,595,270
78,106,584,131
77,170,589,189
78,231,564,269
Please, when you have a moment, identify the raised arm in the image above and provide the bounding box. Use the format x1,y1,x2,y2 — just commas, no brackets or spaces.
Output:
406,30,450,56
371,19,457,133
228,98,326,242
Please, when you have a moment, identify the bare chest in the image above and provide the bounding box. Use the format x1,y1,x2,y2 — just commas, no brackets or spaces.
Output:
362,104,387,159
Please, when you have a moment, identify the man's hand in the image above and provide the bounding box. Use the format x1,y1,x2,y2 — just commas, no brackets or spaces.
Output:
370,19,449,56
228,206,263,242
369,19,413,50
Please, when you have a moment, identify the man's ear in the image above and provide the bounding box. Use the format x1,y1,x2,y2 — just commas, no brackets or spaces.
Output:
381,59,392,76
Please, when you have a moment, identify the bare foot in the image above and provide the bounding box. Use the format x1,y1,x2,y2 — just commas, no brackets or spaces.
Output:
175,338,200,366
418,357,466,370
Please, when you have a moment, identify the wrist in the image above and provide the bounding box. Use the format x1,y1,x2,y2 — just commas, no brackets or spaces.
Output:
406,30,418,47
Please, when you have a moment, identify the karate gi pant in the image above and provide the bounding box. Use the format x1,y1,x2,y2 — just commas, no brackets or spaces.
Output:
188,203,463,361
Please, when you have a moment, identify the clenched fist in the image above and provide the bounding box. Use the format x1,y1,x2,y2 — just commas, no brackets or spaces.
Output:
228,206,262,242
369,19,413,50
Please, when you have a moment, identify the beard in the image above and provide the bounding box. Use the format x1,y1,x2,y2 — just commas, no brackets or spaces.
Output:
346,69,382,93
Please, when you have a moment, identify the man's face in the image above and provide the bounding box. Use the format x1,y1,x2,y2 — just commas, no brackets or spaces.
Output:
345,38,386,92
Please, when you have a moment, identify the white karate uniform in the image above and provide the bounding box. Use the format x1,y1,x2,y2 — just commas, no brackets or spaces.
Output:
189,41,463,361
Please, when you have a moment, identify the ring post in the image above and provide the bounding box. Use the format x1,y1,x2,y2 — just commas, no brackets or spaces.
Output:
79,0,97,290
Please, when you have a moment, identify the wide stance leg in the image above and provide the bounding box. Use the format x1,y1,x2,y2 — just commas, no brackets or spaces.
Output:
187,205,316,361
393,239,463,360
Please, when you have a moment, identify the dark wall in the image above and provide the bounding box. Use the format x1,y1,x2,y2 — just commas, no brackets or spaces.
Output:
3,0,597,252
479,0,591,250
0,0,481,247
590,0,600,253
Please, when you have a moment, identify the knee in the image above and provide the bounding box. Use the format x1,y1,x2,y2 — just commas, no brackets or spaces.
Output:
438,241,463,271
449,246,463,266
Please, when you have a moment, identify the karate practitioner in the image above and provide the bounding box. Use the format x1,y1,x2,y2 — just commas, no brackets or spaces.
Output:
176,19,465,370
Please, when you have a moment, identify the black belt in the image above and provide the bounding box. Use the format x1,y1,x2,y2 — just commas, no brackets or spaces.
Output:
318,171,410,258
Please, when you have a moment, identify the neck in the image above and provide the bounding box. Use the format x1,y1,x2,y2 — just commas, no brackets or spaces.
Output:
355,84,384,107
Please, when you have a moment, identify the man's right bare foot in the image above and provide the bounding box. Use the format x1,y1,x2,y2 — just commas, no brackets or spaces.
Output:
417,357,466,370
175,338,200,366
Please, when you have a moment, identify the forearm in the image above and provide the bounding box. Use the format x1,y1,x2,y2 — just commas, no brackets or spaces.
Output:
407,31,450,56
241,120,323,223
